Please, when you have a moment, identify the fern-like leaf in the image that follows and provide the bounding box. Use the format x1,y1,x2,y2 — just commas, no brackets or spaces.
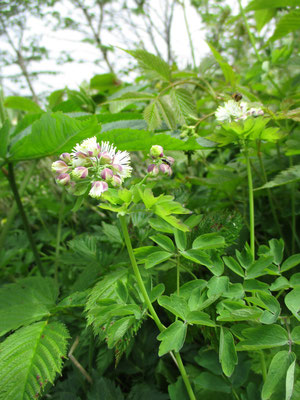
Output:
125,49,171,82
0,321,69,400
256,164,300,189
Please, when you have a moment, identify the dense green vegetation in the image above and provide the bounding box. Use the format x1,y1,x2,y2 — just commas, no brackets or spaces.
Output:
0,1,300,399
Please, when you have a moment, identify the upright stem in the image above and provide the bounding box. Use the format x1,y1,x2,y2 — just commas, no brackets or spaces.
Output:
6,162,45,275
119,215,196,400
256,141,283,239
289,156,297,254
0,161,37,249
180,0,196,69
237,0,283,97
244,147,255,259
54,191,65,282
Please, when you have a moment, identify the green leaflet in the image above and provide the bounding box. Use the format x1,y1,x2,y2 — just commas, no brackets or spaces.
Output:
270,10,300,42
157,321,187,356
0,321,69,400
4,96,43,113
0,277,58,337
219,327,238,377
9,112,100,161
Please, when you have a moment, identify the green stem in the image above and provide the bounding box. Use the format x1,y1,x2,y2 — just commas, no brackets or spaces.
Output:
180,0,196,69
259,350,267,382
54,191,65,282
0,161,37,249
256,141,283,239
237,0,283,97
0,86,8,124
244,147,255,259
6,162,45,275
119,215,196,400
176,255,180,296
289,156,297,254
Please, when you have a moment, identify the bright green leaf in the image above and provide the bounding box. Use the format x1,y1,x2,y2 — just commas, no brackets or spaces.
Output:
157,321,187,356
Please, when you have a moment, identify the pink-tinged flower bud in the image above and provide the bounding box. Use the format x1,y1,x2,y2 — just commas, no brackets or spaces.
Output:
52,160,69,174
56,173,70,186
60,153,71,164
150,145,164,158
111,164,123,173
71,166,88,180
165,156,175,166
111,175,122,187
159,163,172,176
101,168,113,180
75,151,88,159
89,181,108,199
98,151,112,165
72,157,86,168
147,164,159,176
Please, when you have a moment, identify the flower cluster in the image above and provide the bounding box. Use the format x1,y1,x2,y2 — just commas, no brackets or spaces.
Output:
52,137,132,199
147,145,174,177
215,100,264,123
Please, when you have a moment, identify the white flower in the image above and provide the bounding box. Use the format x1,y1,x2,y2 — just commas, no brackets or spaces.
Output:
100,141,132,180
215,100,246,123
89,181,108,199
73,136,100,157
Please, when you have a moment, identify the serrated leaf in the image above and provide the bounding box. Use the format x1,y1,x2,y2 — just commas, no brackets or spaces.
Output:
143,101,162,131
270,10,300,42
9,112,100,161
157,321,187,356
170,88,197,124
0,321,69,400
0,277,58,337
157,96,177,129
125,49,171,81
106,316,136,348
257,165,300,189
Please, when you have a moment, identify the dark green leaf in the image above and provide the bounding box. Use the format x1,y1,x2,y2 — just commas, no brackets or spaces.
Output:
237,325,289,350
157,321,187,356
219,327,238,377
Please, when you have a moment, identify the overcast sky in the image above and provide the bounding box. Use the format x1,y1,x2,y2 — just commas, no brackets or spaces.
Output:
1,0,241,97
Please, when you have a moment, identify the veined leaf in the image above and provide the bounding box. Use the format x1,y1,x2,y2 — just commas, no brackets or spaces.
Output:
108,92,154,113
4,96,42,113
246,0,300,10
157,321,187,356
0,321,69,400
9,112,100,161
125,49,171,81
207,42,236,86
270,10,300,42
237,324,289,350
157,96,177,130
256,165,300,189
284,287,300,321
170,88,197,124
0,277,58,337
143,101,162,131
219,327,238,377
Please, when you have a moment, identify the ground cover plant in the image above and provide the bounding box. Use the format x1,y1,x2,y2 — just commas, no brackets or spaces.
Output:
0,1,300,399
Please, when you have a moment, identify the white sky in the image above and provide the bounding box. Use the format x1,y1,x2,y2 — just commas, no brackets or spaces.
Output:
0,0,242,97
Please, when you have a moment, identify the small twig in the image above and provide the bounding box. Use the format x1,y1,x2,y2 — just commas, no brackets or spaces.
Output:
68,336,93,384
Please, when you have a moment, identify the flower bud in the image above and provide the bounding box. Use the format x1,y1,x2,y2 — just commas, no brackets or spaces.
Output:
98,151,112,165
71,166,88,180
72,157,86,168
60,153,71,164
111,164,123,173
159,163,172,176
56,173,70,186
111,175,122,187
89,181,108,199
75,151,88,159
101,168,113,181
51,160,69,174
150,145,164,158
165,156,175,166
147,164,159,176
